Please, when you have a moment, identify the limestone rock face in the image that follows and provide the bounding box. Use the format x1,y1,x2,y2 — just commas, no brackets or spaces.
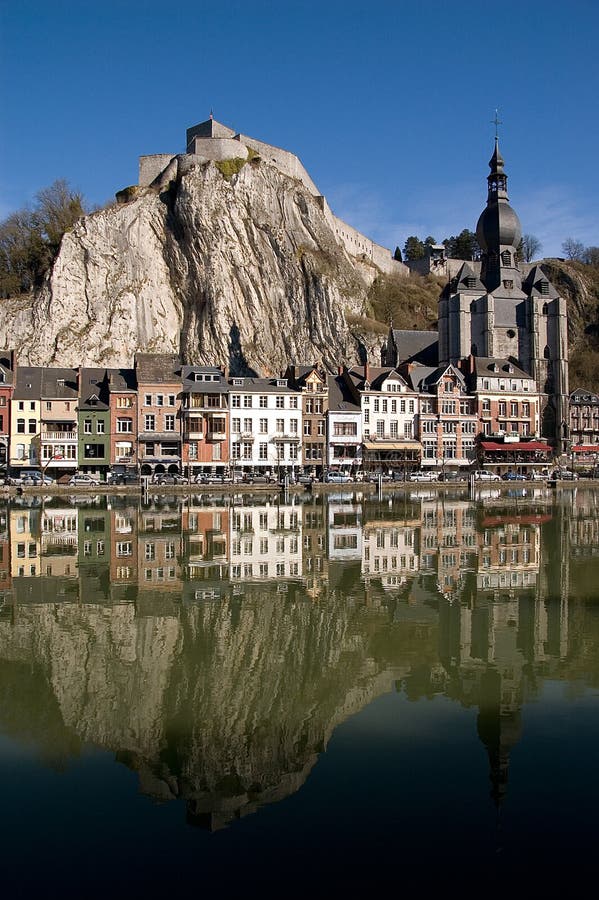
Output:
0,156,369,372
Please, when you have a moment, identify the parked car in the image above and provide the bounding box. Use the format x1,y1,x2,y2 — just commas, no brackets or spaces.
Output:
244,473,276,484
69,473,100,486
409,471,439,483
552,469,578,480
325,472,352,483
474,470,501,482
153,474,187,485
437,471,466,482
108,473,139,485
502,471,527,481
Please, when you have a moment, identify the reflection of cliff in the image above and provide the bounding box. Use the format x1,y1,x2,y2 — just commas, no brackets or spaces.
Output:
0,591,423,828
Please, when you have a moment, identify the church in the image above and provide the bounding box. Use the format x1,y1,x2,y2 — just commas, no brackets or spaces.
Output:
437,138,569,449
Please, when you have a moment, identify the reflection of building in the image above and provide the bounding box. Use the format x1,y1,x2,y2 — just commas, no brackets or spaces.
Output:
138,507,183,593
362,520,419,591
109,506,138,590
328,500,362,561
419,499,477,599
9,507,41,579
477,513,542,595
42,506,78,578
182,503,230,600
300,499,328,600
229,501,302,581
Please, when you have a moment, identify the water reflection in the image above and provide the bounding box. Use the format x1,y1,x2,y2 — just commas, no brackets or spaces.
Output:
0,487,598,830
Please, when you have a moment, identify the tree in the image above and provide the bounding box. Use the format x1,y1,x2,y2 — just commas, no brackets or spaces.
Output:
519,233,542,263
0,179,86,298
583,246,599,267
424,235,437,247
403,236,425,261
443,229,480,260
562,237,586,261
393,246,403,262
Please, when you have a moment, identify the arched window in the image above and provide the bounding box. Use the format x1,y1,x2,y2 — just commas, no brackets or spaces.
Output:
501,250,512,267
542,303,549,315
544,345,551,359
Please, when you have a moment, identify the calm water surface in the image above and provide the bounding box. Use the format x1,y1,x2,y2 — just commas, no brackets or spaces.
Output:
1,486,598,895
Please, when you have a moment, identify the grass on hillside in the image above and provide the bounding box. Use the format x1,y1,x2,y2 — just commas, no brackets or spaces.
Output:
367,272,442,331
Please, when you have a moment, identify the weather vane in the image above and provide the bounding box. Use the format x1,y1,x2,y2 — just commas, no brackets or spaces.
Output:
492,108,502,138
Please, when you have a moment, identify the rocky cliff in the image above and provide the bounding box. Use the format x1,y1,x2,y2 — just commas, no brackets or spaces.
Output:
0,154,381,373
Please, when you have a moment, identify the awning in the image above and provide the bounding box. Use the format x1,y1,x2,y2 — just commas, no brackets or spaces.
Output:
480,441,551,452
363,441,421,451
572,445,599,453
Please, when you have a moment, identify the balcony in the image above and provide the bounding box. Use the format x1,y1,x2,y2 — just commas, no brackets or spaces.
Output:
274,434,301,443
184,429,205,440
43,431,77,441
207,430,227,441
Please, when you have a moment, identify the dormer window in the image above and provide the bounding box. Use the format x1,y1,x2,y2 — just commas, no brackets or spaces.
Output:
233,378,243,386
194,373,203,381
465,277,476,289
540,281,549,296
276,379,287,387
501,250,512,267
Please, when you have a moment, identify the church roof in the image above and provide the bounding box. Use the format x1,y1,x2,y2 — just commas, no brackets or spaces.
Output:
454,262,485,292
390,329,439,366
522,265,559,299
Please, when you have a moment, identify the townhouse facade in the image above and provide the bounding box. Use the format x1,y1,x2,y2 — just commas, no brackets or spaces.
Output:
228,376,302,477
180,366,229,477
0,349,586,482
136,354,182,477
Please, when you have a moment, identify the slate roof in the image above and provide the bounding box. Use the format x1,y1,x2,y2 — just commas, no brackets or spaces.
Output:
522,265,559,299
135,353,181,384
13,367,43,400
390,329,439,366
107,368,137,392
407,364,466,393
41,368,78,399
570,388,599,404
0,350,15,386
79,368,110,411
327,375,361,413
227,376,301,395
472,357,533,381
454,262,485,293
347,366,410,392
181,365,228,393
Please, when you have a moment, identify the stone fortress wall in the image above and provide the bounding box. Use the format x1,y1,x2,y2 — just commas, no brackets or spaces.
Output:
138,120,408,280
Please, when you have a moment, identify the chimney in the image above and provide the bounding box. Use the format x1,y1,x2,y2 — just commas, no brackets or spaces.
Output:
10,349,17,372
222,364,229,379
364,361,370,384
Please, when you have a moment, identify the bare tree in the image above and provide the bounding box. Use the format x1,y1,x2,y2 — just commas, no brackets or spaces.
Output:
562,237,586,261
520,233,542,262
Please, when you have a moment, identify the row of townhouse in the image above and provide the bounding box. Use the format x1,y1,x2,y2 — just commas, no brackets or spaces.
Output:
1,349,588,480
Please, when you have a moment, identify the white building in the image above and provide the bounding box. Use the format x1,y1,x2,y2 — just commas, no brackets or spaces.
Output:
327,374,362,474
228,376,302,476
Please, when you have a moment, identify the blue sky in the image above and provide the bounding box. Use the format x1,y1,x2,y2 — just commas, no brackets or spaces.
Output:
1,0,598,257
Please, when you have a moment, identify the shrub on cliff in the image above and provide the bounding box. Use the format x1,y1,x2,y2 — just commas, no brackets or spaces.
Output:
0,180,86,298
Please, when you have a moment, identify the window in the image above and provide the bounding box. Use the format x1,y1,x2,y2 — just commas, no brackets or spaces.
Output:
117,396,133,408
259,395,268,408
117,418,133,433
17,418,25,433
46,401,52,411
231,395,240,408
259,442,268,460
276,418,284,433
28,419,36,434
145,543,155,561
97,420,105,434
165,414,175,431
510,402,518,417
276,396,284,408
373,398,379,412
333,422,357,436
232,418,241,433
189,442,198,460
243,418,252,433
168,394,176,406
144,394,152,406
156,394,164,407
290,397,298,409
317,420,325,435
84,420,92,434
243,395,252,408
304,421,311,436
232,443,240,459
242,442,252,459
290,418,298,433
145,414,155,431
404,421,413,438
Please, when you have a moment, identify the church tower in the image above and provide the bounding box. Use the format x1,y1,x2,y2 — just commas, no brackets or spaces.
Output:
438,137,569,450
